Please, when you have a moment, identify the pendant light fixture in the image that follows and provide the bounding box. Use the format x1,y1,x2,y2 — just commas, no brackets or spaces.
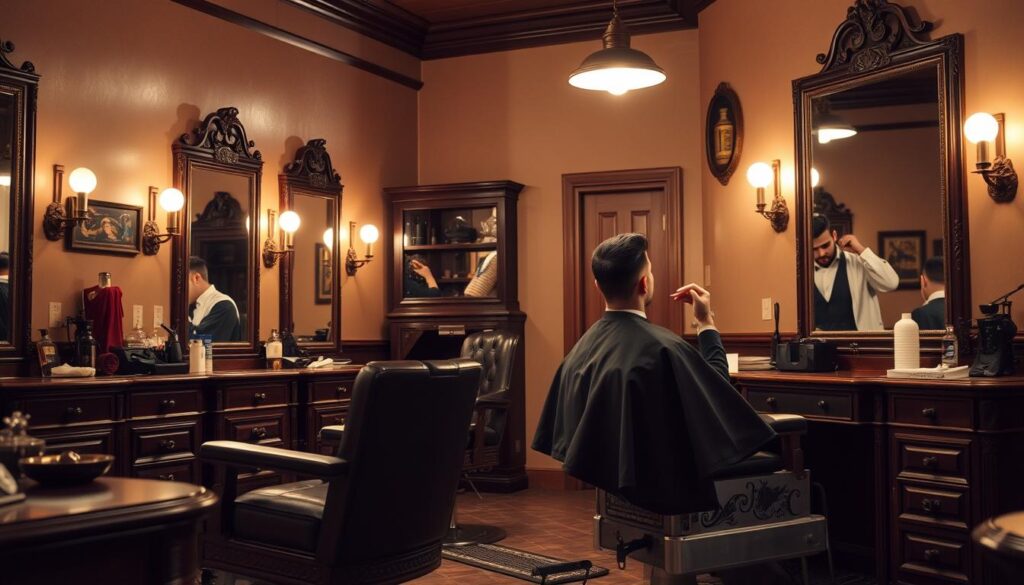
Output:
568,0,666,96
814,111,857,144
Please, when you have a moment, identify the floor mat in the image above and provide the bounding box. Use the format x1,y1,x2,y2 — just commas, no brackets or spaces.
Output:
441,543,609,584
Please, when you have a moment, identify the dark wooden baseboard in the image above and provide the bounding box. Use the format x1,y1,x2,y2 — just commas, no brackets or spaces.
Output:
341,339,389,364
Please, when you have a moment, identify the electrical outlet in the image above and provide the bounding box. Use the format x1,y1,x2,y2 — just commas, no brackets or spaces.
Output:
48,302,62,328
153,305,164,329
132,305,143,329
761,297,773,321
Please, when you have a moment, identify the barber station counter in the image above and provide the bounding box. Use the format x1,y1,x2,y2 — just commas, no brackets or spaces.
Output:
0,366,362,492
733,370,1024,585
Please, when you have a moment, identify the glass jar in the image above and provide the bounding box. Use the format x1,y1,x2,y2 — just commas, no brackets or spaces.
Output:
0,412,45,476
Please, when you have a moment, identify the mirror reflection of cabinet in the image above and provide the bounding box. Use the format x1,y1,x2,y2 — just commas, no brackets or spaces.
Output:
278,139,342,353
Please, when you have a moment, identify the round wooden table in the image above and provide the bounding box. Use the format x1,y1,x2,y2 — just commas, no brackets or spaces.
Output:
0,476,217,585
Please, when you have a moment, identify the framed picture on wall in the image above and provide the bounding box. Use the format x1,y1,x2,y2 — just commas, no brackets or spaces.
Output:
314,242,332,304
878,230,925,290
705,82,744,186
67,199,142,255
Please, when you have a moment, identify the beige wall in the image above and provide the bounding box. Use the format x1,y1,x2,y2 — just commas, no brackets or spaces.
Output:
419,30,705,471
9,0,417,341
290,193,334,335
699,0,1024,331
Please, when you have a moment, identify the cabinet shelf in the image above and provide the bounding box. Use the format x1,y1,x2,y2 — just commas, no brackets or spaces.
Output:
404,242,497,252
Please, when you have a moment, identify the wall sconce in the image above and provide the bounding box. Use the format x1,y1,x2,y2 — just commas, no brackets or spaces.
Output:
811,167,821,188
142,187,184,255
346,221,379,276
262,209,301,268
965,112,1017,203
747,160,789,232
42,165,96,240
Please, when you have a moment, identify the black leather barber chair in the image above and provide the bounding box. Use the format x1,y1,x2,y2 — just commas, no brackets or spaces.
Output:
595,414,831,585
200,359,481,585
445,330,520,547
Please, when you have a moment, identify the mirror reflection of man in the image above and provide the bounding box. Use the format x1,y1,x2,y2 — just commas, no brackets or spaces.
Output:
188,256,241,342
0,252,9,340
812,214,899,330
911,256,945,330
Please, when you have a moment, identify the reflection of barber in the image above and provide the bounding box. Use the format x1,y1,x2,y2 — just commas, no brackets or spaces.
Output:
406,257,442,297
406,253,498,298
911,256,945,330
812,215,899,330
0,252,9,340
464,251,498,297
188,256,241,341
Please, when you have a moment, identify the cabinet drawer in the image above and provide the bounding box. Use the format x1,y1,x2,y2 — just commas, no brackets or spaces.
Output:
130,423,197,463
35,426,118,457
891,395,973,430
311,379,354,403
129,388,201,418
312,406,347,455
224,384,289,410
898,483,969,531
894,433,970,485
226,413,287,446
22,394,118,427
134,461,195,484
897,530,969,583
747,389,853,420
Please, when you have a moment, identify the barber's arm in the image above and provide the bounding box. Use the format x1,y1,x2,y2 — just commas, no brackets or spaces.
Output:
671,283,729,380
839,234,900,293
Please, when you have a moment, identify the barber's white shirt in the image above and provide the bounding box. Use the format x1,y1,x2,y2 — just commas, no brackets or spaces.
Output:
813,248,900,330
190,284,239,327
923,290,945,305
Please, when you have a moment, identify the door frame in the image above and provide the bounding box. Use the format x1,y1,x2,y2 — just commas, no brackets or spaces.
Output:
562,167,684,353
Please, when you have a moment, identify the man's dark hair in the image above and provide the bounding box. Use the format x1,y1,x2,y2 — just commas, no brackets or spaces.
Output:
0,252,10,272
591,233,649,302
811,214,831,238
189,256,209,282
923,256,944,284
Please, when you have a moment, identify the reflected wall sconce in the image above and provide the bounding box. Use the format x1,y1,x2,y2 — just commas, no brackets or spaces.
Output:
747,160,789,232
142,187,184,255
43,164,96,240
346,221,379,276
965,112,1017,203
262,209,301,268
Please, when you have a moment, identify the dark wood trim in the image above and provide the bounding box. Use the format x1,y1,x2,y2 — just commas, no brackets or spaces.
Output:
562,167,684,353
526,468,585,491
855,120,939,133
340,339,388,364
170,0,423,91
281,0,715,61
793,7,969,359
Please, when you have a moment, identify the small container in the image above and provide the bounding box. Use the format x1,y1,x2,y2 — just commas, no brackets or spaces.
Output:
894,313,920,370
941,325,959,367
266,329,283,371
36,329,58,376
189,339,206,374
201,335,213,372
0,411,45,477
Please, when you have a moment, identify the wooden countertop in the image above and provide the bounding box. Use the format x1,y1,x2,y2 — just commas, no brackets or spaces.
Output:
733,369,1024,389
0,364,364,390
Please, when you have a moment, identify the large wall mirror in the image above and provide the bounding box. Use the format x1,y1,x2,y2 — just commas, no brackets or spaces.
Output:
172,107,262,358
794,0,970,352
0,41,36,365
278,139,342,353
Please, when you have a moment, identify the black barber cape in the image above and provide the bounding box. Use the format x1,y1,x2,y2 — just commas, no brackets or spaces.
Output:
532,311,776,515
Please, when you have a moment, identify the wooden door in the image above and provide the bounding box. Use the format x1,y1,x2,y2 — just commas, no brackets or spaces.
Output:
581,191,669,330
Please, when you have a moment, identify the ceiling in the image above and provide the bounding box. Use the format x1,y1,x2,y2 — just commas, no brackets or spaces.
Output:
282,0,716,59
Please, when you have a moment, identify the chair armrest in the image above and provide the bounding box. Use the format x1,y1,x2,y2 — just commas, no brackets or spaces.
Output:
200,440,349,479
319,425,345,445
759,413,807,435
476,392,510,410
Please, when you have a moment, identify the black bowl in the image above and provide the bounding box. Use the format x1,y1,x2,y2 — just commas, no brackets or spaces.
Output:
19,453,114,486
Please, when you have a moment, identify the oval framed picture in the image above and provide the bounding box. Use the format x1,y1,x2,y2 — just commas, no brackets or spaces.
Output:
705,82,743,186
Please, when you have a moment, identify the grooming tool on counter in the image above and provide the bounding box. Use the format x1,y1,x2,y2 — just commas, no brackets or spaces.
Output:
774,338,838,372
65,316,97,368
970,283,1022,377
161,323,183,363
770,302,781,367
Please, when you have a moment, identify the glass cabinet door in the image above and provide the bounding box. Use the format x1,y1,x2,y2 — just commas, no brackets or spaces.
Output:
401,206,499,299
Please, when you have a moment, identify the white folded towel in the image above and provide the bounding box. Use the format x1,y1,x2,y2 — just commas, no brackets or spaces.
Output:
886,365,969,379
50,363,97,378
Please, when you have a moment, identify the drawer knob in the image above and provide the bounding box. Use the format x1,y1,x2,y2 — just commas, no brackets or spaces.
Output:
336,386,347,394
159,399,177,410
160,439,176,451
921,407,937,420
816,400,828,411
922,455,938,468
251,426,268,440
159,473,175,481
253,392,268,403
65,406,83,417
921,498,942,513
765,396,777,409
923,548,940,563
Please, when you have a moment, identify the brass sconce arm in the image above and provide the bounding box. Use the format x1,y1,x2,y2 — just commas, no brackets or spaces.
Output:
967,113,1017,203
42,164,91,240
143,187,183,255
263,209,299,268
345,221,376,276
750,160,789,233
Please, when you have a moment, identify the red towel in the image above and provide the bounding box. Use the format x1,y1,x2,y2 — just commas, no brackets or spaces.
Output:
83,285,124,354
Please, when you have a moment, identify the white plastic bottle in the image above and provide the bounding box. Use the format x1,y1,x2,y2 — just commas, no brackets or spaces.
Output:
894,313,920,369
189,339,206,374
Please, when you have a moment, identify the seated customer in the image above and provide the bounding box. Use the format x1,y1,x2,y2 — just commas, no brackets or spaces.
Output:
532,233,774,515
911,256,945,330
188,256,241,342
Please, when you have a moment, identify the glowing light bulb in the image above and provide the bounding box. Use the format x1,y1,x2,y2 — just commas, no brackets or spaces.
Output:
323,227,334,250
746,162,773,189
964,112,999,144
68,167,97,194
811,168,820,188
279,210,301,234
359,224,379,245
158,188,184,212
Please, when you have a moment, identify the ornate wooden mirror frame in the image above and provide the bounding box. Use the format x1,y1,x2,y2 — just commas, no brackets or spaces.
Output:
793,0,970,356
171,107,263,359
278,139,343,354
0,40,37,370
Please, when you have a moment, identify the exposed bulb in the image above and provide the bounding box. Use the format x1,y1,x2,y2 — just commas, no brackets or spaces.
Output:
278,210,301,234
811,168,820,188
964,112,999,144
746,162,773,189
158,188,185,212
359,224,379,245
323,227,334,250
68,167,97,194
